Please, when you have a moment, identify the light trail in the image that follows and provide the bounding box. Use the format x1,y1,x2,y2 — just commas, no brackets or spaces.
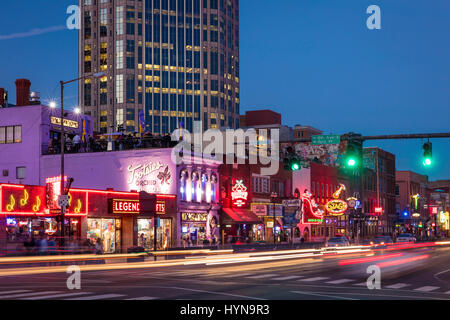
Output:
376,254,430,268
338,253,404,266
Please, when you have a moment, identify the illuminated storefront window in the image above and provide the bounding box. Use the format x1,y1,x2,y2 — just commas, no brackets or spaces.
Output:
137,218,172,251
86,218,122,253
181,213,208,246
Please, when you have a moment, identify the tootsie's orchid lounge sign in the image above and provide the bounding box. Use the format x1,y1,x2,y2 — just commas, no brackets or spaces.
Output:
127,161,174,194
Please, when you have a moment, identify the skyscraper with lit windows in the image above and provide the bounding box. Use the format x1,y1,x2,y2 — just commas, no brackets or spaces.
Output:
79,0,240,135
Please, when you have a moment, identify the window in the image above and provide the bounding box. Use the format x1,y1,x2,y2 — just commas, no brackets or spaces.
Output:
116,109,124,129
0,126,22,144
252,176,270,194
116,40,124,69
126,75,135,103
100,8,107,37
116,75,124,104
116,7,124,35
16,167,26,180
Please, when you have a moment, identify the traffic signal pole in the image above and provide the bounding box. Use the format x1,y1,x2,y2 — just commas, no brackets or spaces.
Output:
291,132,450,144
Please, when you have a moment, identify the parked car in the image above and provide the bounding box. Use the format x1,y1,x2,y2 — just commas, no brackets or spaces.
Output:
371,236,394,247
396,234,416,243
326,236,350,247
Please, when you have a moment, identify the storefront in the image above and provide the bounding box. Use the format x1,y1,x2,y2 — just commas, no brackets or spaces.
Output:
0,183,86,254
0,182,177,254
221,207,263,244
180,212,209,245
99,194,177,253
251,203,284,243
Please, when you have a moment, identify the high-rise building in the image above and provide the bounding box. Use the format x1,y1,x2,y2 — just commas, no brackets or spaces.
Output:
79,0,240,135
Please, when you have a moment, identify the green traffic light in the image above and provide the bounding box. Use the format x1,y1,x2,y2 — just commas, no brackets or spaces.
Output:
291,163,300,171
347,158,356,167
424,158,432,166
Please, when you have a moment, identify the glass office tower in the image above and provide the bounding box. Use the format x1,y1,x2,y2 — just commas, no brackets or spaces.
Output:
79,0,240,135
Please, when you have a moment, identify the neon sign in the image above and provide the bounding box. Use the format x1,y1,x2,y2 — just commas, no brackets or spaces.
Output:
374,207,383,214
111,199,140,214
32,197,41,212
301,190,324,224
326,200,348,215
6,195,15,212
20,189,29,206
1,185,46,215
347,197,357,209
127,162,173,194
326,184,348,216
156,201,166,215
231,180,248,208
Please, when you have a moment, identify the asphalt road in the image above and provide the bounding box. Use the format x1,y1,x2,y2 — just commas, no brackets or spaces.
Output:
0,245,450,301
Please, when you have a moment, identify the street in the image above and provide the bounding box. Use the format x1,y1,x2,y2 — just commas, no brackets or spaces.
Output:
0,244,449,300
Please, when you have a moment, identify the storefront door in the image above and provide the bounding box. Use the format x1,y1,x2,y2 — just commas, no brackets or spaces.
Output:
137,218,172,251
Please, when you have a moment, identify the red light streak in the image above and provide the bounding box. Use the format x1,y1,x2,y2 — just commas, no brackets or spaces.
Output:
338,253,403,266
376,254,429,268
385,242,436,251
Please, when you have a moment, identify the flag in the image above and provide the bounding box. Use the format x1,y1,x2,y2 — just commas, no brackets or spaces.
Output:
82,116,87,143
138,109,145,134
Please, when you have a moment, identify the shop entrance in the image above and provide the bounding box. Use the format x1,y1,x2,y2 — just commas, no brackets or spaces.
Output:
137,218,172,251
181,222,207,246
86,218,122,253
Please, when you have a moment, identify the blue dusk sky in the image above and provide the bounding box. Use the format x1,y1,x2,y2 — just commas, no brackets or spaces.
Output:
0,0,449,180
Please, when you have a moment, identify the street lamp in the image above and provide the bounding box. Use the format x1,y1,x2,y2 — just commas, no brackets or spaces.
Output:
271,192,278,245
59,72,105,248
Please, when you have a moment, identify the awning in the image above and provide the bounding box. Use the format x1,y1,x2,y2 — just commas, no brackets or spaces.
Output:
221,208,263,225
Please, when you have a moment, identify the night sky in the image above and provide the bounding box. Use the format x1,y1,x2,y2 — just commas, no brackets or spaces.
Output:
0,0,449,180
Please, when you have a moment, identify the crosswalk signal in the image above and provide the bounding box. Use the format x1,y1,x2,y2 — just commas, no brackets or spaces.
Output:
423,142,432,166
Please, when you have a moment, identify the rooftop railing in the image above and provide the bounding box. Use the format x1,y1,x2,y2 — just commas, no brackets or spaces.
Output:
42,135,178,155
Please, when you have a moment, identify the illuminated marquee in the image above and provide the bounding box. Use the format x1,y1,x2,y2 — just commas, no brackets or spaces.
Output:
231,180,248,208
326,184,348,216
181,213,208,222
50,117,79,129
111,199,140,214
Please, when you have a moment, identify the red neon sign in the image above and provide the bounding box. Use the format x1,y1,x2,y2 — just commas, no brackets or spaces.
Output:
301,190,324,225
231,180,248,208
375,207,383,214
0,184,46,216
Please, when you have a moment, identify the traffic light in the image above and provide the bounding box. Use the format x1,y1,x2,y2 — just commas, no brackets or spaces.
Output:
343,133,363,169
423,142,432,166
283,146,301,171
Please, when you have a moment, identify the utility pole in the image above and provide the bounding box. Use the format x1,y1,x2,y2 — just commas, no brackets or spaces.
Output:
60,81,66,249
271,192,278,245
